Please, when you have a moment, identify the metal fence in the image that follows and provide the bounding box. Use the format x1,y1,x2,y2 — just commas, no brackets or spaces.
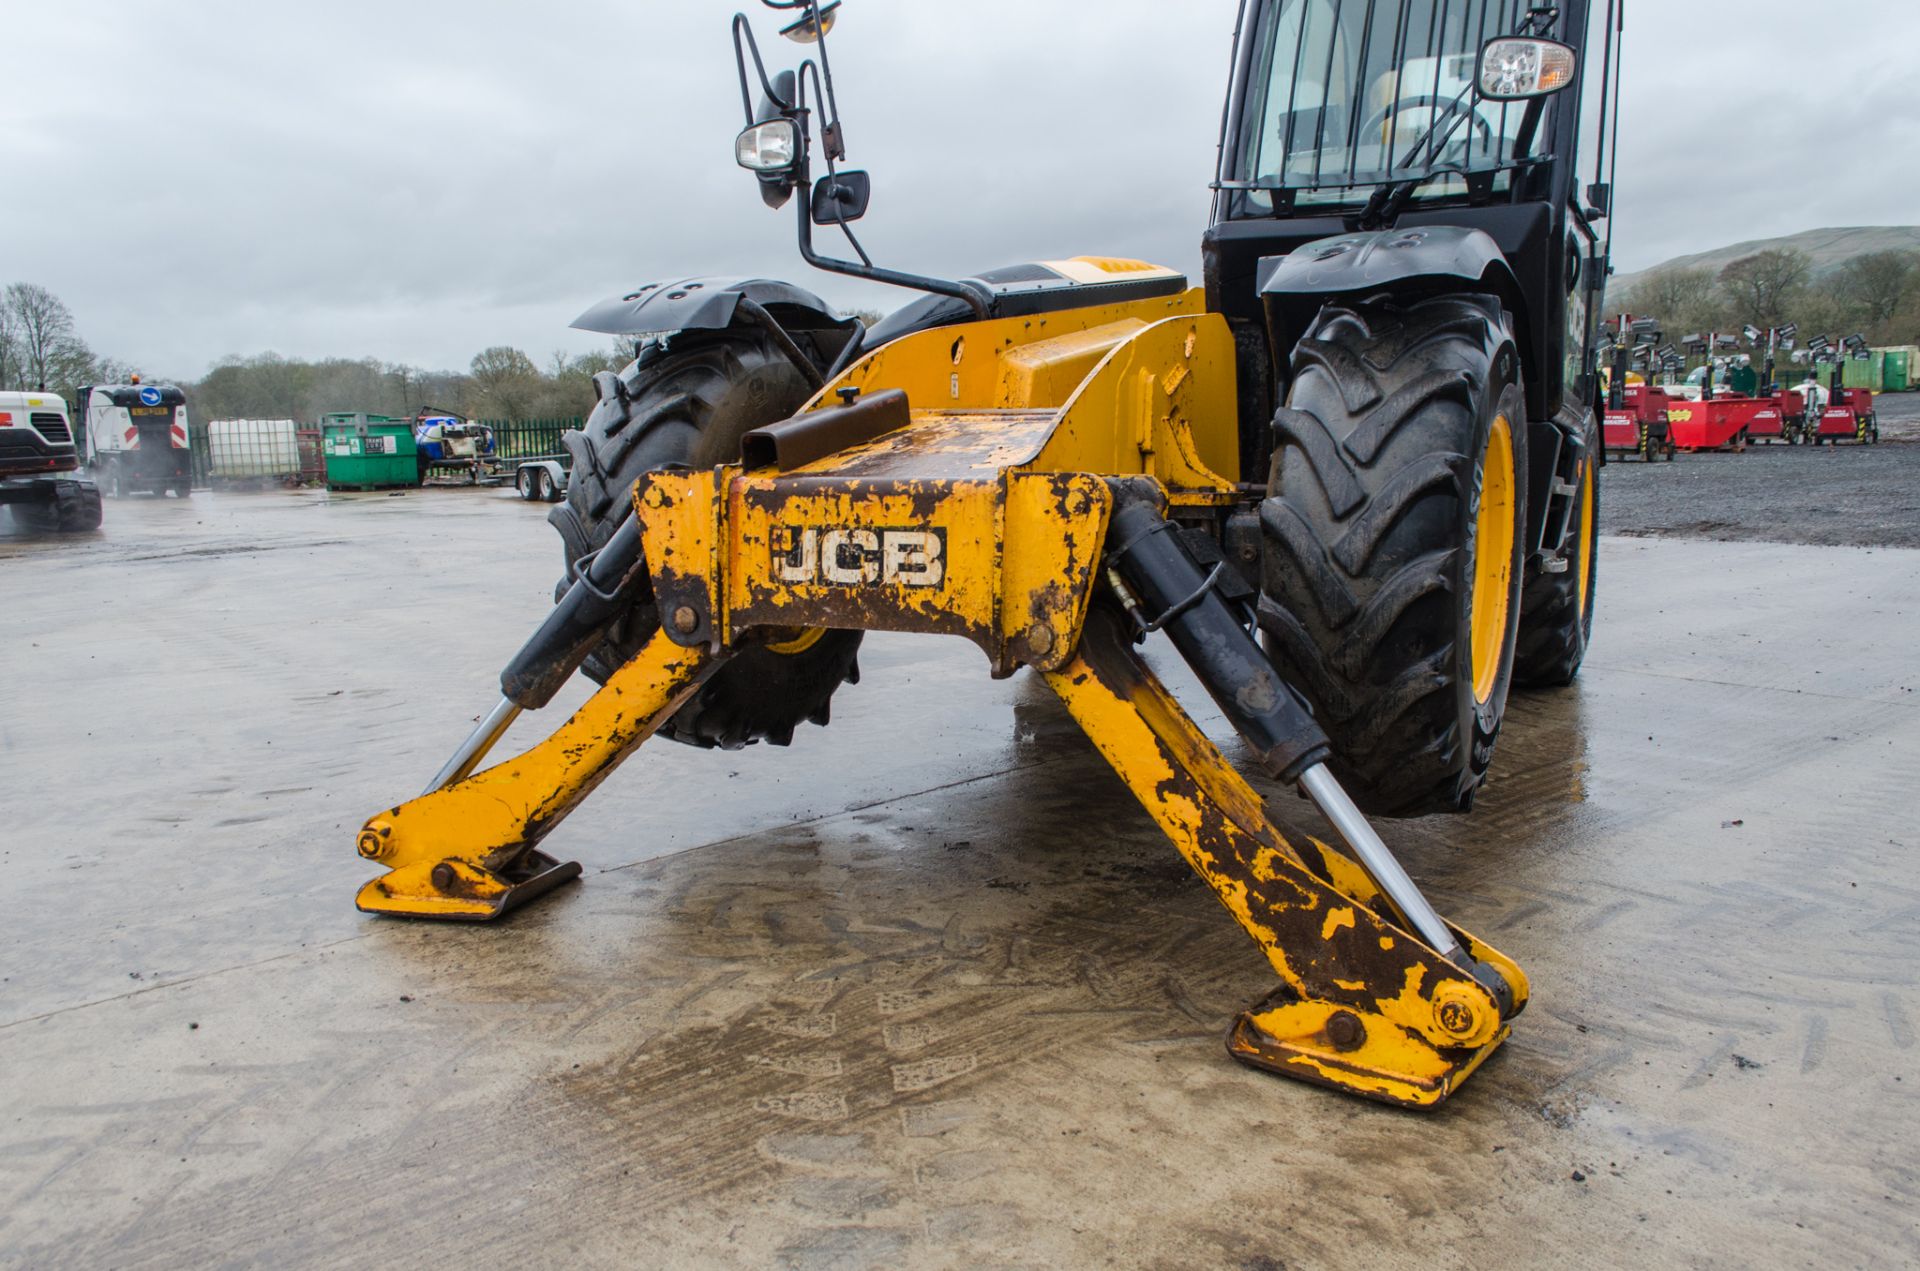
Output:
185,417,579,488
190,430,212,487
484,418,580,462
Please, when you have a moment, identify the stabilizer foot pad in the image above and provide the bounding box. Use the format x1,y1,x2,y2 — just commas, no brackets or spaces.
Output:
1227,985,1511,1110
356,849,582,921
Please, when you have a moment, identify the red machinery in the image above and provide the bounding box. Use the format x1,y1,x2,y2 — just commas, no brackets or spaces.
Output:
1664,393,1776,451
1602,383,1675,460
1812,388,1878,445
1744,388,1806,444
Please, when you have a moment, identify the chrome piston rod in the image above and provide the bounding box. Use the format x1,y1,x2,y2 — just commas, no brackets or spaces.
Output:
424,696,522,795
1296,762,1465,964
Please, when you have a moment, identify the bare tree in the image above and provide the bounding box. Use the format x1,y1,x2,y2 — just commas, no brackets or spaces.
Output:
3,283,83,390
1717,250,1810,329
468,346,541,419
0,301,18,390
1832,250,1918,329
387,362,424,418
1618,267,1721,333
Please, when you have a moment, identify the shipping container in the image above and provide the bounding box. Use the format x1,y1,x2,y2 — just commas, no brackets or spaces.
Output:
1841,352,1883,391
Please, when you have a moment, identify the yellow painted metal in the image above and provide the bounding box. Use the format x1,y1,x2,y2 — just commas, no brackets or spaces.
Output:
351,277,1531,1106
353,630,717,918
640,423,1112,675
1052,255,1177,277
1576,450,1596,621
1470,411,1517,704
1031,311,1240,497
762,626,827,656
817,286,1240,491
1044,607,1526,1108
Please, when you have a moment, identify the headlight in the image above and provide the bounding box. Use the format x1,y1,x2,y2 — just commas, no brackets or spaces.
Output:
1478,37,1576,100
736,120,799,172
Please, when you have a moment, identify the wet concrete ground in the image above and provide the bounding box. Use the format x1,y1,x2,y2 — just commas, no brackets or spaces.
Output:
2,489,1917,1268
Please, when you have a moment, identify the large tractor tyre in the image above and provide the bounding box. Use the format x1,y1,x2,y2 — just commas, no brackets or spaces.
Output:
547,335,862,750
1257,295,1527,818
1512,413,1600,687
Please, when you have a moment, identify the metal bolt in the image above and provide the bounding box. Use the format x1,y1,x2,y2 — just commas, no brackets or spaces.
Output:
430,863,459,893
1026,621,1054,656
670,605,699,634
836,386,861,404
1237,542,1258,563
1433,987,1482,1043
1325,1010,1366,1052
357,821,392,859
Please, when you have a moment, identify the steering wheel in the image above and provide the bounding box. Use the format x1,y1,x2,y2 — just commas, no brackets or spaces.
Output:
1359,96,1495,167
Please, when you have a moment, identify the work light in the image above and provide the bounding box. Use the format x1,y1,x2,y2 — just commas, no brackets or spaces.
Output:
736,120,799,172
777,0,839,42
1478,37,1576,100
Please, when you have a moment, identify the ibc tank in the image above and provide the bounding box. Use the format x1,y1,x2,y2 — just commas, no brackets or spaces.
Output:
208,419,300,478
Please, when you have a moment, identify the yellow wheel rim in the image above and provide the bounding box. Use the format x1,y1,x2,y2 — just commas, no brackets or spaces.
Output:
1574,453,1595,622
1469,414,1516,704
764,626,827,656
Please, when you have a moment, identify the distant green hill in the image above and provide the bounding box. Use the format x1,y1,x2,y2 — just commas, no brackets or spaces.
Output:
1613,226,1920,293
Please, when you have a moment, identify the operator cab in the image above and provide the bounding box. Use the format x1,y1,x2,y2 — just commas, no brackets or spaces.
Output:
1209,1,1624,457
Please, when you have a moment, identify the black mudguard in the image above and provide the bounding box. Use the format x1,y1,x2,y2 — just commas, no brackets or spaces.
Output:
571,276,850,336
1256,226,1530,399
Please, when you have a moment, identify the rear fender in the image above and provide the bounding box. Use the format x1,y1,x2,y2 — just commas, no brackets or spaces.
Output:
572,276,861,379
572,275,848,337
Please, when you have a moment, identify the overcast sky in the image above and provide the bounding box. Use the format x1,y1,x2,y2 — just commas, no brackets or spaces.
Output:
7,1,1919,379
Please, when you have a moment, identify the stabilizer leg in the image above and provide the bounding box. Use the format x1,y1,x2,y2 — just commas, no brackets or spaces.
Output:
1043,606,1527,1108
354,630,721,920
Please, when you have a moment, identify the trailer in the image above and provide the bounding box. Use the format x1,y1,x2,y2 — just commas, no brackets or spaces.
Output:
511,454,568,502
79,381,193,498
1601,383,1675,461
0,391,104,532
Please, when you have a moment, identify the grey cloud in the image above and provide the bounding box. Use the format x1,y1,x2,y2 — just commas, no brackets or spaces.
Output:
7,1,1916,377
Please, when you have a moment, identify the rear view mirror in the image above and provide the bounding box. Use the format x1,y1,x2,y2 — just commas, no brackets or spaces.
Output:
810,170,871,225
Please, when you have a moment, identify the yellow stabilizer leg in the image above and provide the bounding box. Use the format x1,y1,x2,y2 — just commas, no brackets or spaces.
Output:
354,631,721,920
1044,607,1528,1109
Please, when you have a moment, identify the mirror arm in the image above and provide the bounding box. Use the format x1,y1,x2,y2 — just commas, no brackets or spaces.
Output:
732,13,790,124
805,0,847,159
792,174,991,319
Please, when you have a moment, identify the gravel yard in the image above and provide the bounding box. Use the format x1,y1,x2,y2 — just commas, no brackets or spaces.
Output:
1601,391,1920,548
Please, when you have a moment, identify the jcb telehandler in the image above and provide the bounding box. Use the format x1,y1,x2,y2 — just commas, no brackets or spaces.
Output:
355,0,1622,1108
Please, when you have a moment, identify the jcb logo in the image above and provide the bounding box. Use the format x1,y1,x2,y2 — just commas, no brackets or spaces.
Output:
773,526,947,588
